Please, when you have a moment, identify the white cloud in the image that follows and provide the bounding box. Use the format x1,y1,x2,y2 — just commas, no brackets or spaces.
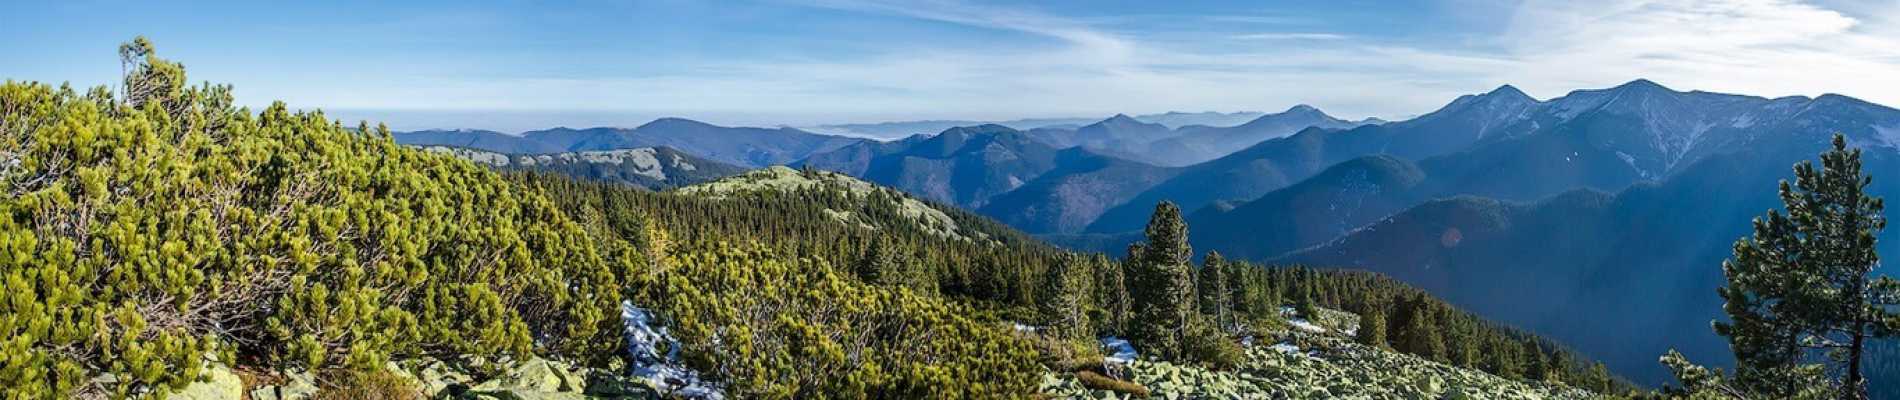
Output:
1489,0,1900,102
296,0,1900,127
1232,33,1348,41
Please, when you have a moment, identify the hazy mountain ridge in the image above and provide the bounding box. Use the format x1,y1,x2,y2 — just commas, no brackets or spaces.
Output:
1274,143,1900,389
1082,87,1540,234
418,145,746,190
396,118,865,168
808,110,1271,140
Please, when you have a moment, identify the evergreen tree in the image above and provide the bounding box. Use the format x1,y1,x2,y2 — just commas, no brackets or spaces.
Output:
1093,255,1131,336
1356,304,1391,350
856,238,897,284
1715,134,1896,400
1395,295,1446,362
1127,201,1197,359
1041,254,1092,339
1294,289,1320,322
1197,251,1233,329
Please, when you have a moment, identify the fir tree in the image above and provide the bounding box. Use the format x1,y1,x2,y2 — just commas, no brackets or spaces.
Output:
1127,201,1197,359
1093,255,1131,336
1197,251,1233,329
1042,254,1092,339
1395,295,1447,362
1715,134,1896,400
1356,304,1391,350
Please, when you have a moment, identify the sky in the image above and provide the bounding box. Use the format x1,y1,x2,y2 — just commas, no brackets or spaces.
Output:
5,0,1900,132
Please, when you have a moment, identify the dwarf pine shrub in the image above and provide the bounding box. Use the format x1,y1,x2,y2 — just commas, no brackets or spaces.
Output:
0,38,628,398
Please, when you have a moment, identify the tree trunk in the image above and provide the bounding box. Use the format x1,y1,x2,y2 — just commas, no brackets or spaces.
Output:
1843,320,1866,400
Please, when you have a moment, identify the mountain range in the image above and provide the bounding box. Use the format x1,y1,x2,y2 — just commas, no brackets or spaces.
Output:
806,110,1273,140
396,118,863,168
390,79,1900,388
796,79,1900,387
420,145,746,190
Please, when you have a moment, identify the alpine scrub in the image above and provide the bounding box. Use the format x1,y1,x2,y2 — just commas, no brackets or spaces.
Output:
0,38,628,398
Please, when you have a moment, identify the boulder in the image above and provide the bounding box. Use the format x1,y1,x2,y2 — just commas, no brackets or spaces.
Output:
170,363,243,400
248,371,318,400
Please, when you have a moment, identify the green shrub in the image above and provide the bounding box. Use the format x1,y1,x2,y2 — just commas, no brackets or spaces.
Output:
0,38,629,398
1180,317,1244,370
634,239,1043,399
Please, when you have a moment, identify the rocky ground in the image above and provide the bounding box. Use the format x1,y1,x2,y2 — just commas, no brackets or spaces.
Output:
1042,309,1594,399
165,356,658,400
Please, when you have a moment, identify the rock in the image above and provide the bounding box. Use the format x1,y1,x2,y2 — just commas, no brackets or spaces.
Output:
582,371,660,399
171,363,244,400
402,358,475,395
471,358,581,393
466,389,590,400
248,371,318,400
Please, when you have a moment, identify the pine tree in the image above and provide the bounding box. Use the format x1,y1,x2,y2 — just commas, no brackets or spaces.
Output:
1094,256,1131,336
1356,304,1390,350
1715,134,1896,399
1127,201,1197,359
1041,254,1092,339
1394,294,1446,362
856,238,899,285
1524,343,1550,382
1197,251,1233,329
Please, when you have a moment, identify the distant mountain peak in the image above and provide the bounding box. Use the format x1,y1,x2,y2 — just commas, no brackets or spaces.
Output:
1485,84,1530,99
1285,104,1321,114
940,124,1019,136
636,117,718,131
1615,78,1670,92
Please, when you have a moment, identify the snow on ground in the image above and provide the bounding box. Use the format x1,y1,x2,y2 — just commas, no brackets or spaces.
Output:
622,302,724,399
1101,337,1138,364
1279,306,1328,333
1288,318,1327,333
1877,123,1900,149
1269,342,1302,356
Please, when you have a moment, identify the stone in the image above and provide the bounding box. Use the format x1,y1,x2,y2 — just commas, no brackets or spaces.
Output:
170,364,244,400
248,371,318,400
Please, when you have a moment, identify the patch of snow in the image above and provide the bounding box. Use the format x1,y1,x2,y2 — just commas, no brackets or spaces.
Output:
1731,113,1756,128
1011,322,1041,333
1269,342,1304,357
1614,151,1650,178
1101,337,1138,364
1288,318,1327,333
1876,124,1900,149
622,302,724,399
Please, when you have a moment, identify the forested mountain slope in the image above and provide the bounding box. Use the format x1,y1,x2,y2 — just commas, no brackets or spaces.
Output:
397,118,864,168
3,37,1654,399
1278,139,1900,391
420,145,746,189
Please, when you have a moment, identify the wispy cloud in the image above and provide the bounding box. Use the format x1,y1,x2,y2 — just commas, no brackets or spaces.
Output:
286,0,1900,128
1231,32,1347,41
1488,0,1900,100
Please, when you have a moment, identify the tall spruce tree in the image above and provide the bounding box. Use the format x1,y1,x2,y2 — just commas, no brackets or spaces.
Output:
1094,255,1132,336
1042,254,1092,339
1715,134,1896,400
1197,251,1233,329
1128,201,1197,359
1357,303,1391,350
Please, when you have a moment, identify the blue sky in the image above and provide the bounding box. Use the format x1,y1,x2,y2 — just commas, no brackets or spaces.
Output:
6,0,1900,132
